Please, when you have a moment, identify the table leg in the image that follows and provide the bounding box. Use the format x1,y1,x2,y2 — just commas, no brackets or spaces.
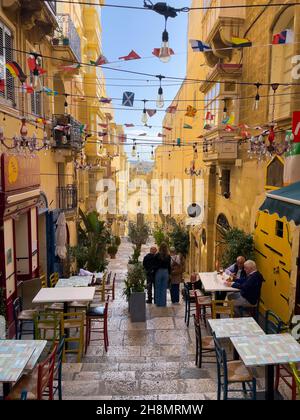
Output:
3,383,11,399
265,365,274,400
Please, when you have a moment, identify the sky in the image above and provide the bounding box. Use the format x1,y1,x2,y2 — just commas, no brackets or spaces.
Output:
101,1,190,161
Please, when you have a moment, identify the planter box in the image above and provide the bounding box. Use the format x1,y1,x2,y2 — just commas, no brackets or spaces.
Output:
129,292,146,322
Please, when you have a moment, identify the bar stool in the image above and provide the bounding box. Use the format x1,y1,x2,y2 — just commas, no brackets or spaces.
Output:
85,296,109,353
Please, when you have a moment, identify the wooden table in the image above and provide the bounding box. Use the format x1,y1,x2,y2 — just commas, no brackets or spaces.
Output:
199,272,239,294
0,339,47,397
32,287,95,313
231,333,300,400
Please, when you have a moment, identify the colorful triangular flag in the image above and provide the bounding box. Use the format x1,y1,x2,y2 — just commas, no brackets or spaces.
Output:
122,91,135,107
163,126,172,131
99,97,112,104
146,109,157,117
157,133,166,138
185,105,197,118
91,55,108,66
59,63,81,72
189,39,212,52
224,125,235,132
124,123,135,128
184,123,193,129
230,37,252,48
119,50,141,61
272,29,293,45
166,105,177,114
138,133,147,136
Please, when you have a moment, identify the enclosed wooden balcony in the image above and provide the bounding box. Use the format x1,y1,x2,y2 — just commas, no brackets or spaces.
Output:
203,131,238,163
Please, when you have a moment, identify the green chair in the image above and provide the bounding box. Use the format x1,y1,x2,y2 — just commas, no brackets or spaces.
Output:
289,362,300,396
34,311,61,350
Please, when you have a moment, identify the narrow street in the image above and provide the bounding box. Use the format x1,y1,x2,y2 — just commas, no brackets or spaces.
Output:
61,240,218,400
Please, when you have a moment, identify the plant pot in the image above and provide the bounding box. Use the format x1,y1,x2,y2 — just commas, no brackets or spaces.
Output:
129,292,146,322
52,38,59,45
63,38,70,46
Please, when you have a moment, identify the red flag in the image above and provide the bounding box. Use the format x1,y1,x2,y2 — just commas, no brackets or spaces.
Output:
119,134,127,143
91,55,108,66
163,126,172,131
152,48,175,57
119,50,141,61
225,125,234,132
124,123,135,128
0,79,4,92
166,105,177,114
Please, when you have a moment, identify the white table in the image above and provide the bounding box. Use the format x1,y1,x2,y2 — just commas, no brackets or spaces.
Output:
0,339,47,397
56,277,91,288
199,272,239,293
208,317,265,339
33,287,95,312
231,334,300,400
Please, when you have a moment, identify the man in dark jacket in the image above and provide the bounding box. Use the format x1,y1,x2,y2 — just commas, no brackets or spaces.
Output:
143,246,157,303
226,260,263,316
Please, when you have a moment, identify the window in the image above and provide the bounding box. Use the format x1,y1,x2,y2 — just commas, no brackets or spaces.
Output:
0,21,14,104
204,83,220,126
221,169,230,196
30,75,42,116
276,220,284,238
266,156,284,188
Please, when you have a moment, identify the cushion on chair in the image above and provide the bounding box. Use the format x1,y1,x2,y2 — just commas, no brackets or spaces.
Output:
87,306,105,316
202,336,215,350
18,309,38,321
227,360,253,382
7,369,38,400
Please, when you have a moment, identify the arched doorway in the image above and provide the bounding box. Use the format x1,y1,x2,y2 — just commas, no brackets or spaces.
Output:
215,214,230,270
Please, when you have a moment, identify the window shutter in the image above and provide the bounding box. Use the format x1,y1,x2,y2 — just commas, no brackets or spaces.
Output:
0,25,4,99
4,29,14,103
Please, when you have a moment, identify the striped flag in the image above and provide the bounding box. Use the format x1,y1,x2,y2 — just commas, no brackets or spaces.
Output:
6,61,27,82
272,29,293,45
122,91,135,107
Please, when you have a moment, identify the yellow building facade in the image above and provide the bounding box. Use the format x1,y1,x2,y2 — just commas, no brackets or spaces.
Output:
153,0,300,321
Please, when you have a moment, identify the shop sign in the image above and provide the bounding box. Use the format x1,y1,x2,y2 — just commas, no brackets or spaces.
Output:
292,111,300,143
1,154,40,192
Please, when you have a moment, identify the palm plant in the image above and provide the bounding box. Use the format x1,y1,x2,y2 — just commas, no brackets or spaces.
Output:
70,209,111,272
128,221,149,252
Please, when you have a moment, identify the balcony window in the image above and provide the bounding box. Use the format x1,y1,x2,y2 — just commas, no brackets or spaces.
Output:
30,75,42,116
54,14,81,62
0,21,14,104
204,82,220,126
269,8,294,121
221,169,230,196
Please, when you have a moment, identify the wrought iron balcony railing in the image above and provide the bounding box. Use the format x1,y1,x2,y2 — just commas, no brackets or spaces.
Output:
52,14,81,62
57,185,78,211
46,1,56,14
52,114,83,150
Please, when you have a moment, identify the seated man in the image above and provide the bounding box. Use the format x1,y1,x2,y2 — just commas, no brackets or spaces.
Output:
225,256,247,285
225,260,263,317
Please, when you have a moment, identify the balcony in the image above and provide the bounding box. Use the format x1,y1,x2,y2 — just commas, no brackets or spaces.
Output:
2,1,57,42
203,133,238,163
57,185,78,212
52,14,81,63
52,114,83,151
202,0,246,67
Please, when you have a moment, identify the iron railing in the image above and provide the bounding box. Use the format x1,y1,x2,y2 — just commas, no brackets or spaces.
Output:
52,114,83,150
46,1,56,14
57,185,78,211
53,14,81,62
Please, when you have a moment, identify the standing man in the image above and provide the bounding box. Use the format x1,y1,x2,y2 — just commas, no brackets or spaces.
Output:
143,246,157,304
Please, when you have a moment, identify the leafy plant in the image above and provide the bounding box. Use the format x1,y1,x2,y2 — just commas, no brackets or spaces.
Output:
107,245,118,256
153,226,169,247
70,209,110,272
221,228,255,268
0,287,6,319
123,262,146,301
128,246,141,265
128,222,149,252
169,222,190,257
114,236,121,247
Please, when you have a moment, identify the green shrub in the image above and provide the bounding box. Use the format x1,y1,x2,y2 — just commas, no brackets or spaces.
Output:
221,228,255,268
123,262,146,301
169,223,190,257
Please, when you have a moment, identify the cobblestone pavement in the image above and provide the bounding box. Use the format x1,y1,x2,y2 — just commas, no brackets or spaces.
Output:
61,239,291,400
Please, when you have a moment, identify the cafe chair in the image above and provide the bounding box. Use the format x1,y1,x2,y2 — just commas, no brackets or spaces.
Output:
289,362,300,397
85,296,109,353
61,312,84,363
183,283,198,327
212,300,234,319
13,296,38,339
213,332,257,400
34,311,62,349
193,314,215,368
265,310,298,400
7,344,57,400
194,290,212,329
50,272,59,288
103,273,116,301
40,274,47,288
44,335,65,400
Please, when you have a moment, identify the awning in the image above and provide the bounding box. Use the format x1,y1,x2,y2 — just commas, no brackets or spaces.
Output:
259,181,300,225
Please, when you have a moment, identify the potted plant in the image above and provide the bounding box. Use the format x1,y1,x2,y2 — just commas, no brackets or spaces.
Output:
123,262,146,322
127,246,140,271
114,236,121,247
52,37,60,45
62,37,70,46
107,244,118,259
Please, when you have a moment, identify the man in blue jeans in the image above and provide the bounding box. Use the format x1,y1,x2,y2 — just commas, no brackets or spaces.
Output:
143,246,157,304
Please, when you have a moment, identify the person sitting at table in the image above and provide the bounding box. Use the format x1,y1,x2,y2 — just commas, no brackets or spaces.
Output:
225,260,263,316
225,256,247,285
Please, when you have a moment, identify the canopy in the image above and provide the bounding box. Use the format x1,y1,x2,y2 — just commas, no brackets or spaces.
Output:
55,212,67,260
259,181,300,225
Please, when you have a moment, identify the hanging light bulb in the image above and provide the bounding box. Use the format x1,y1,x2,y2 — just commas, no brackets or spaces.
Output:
141,100,148,124
131,140,137,157
254,83,262,110
159,29,172,63
151,146,154,160
156,75,165,108
64,94,68,114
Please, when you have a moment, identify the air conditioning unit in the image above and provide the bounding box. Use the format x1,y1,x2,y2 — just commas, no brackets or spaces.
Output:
220,81,238,97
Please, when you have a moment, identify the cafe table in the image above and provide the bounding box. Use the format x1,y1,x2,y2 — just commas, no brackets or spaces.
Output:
199,272,239,296
0,339,47,398
208,317,265,339
55,277,91,288
32,287,95,313
231,333,300,400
